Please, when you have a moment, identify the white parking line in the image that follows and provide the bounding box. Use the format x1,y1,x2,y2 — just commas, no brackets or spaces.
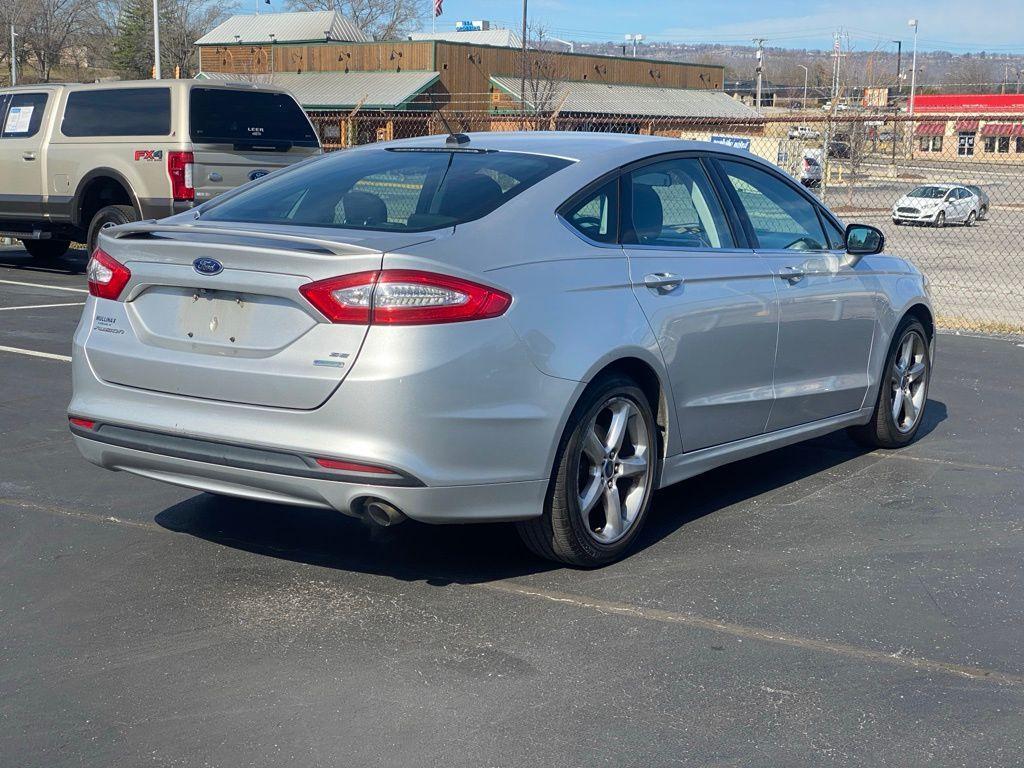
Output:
0,345,72,362
0,302,85,312
0,278,88,294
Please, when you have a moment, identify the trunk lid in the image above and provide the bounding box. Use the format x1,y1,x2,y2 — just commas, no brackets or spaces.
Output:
86,223,433,409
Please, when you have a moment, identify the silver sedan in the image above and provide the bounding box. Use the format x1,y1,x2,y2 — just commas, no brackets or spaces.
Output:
69,132,934,566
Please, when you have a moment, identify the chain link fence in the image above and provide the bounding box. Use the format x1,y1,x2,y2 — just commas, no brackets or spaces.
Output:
307,108,1024,332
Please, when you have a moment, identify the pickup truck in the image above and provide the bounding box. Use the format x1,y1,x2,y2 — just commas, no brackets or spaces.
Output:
0,79,320,257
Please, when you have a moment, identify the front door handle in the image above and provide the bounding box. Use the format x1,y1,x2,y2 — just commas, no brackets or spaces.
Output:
22,152,36,161
778,265,805,284
643,273,683,294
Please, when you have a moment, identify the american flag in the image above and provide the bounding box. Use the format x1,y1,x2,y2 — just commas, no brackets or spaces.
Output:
433,0,442,17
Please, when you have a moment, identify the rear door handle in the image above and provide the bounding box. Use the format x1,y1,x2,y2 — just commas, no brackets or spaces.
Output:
22,152,36,161
643,273,683,294
778,265,805,283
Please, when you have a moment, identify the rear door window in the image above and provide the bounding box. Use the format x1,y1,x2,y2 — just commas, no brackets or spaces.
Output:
202,148,572,231
190,88,319,148
62,88,171,136
624,157,734,249
2,92,48,138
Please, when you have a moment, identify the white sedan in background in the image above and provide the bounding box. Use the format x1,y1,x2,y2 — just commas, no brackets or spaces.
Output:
892,184,980,227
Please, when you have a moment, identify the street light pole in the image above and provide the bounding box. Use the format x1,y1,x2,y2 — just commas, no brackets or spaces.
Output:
519,0,527,114
9,25,16,86
907,20,918,119
797,64,808,110
152,0,161,78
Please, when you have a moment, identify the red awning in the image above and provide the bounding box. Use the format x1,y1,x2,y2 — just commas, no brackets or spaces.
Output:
981,123,1018,137
915,122,945,136
955,119,980,132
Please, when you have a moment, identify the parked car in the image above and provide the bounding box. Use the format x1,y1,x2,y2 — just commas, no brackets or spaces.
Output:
891,184,980,227
965,184,990,220
827,136,851,158
798,153,823,187
788,126,821,140
0,79,320,257
68,132,934,566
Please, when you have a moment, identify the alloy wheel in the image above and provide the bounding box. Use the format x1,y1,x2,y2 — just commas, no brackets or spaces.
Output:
890,331,928,434
576,397,651,544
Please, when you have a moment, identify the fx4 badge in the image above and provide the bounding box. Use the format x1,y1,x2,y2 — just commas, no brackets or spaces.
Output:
133,150,164,161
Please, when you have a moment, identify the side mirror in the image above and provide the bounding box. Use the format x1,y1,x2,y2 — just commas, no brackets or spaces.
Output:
845,223,884,256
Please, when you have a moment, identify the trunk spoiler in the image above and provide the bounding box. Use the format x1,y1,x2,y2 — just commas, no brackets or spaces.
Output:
103,221,384,257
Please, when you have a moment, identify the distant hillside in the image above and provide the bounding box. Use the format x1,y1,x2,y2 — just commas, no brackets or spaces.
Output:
567,41,1024,98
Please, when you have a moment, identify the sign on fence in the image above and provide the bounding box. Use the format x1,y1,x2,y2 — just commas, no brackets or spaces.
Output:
710,135,752,151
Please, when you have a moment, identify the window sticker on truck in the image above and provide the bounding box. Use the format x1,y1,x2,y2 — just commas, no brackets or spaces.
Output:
134,150,164,161
4,106,34,134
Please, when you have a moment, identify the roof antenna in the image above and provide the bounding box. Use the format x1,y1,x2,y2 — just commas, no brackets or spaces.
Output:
428,92,470,145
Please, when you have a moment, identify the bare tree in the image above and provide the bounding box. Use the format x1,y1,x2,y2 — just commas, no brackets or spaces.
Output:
522,23,566,116
285,0,425,40
6,0,88,81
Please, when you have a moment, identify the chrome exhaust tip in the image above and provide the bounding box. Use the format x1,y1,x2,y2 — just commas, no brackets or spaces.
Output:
362,498,407,527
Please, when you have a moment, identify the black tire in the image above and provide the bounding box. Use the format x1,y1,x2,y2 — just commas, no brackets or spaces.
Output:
979,204,988,220
848,317,931,449
965,210,976,227
20,238,70,259
87,204,138,254
933,211,945,228
517,374,660,567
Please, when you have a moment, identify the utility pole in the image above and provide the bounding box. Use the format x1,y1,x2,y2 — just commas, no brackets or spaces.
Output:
892,40,902,97
519,0,527,114
753,38,765,111
152,0,161,79
797,64,808,110
9,25,16,86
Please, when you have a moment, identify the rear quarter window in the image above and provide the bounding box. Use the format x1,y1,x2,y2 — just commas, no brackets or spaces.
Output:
61,88,171,137
189,88,319,148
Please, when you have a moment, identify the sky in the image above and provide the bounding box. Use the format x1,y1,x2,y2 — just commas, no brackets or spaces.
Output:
426,0,1024,53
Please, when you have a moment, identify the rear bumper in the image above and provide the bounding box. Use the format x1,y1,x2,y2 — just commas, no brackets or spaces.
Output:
69,298,579,522
73,434,547,523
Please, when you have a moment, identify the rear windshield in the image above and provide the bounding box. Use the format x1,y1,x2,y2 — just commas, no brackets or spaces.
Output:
201,148,573,232
189,88,319,148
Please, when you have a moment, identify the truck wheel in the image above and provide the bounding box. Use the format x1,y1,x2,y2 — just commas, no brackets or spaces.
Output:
21,239,70,259
87,205,138,253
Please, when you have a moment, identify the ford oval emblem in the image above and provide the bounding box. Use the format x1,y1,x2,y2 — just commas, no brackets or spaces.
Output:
193,257,223,276
248,169,270,181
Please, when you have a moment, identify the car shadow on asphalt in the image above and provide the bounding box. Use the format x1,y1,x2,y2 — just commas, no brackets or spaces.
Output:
154,401,947,583
0,248,89,275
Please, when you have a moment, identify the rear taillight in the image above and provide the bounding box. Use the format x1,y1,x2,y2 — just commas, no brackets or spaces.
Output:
300,270,511,326
86,248,131,300
168,151,194,201
68,417,96,430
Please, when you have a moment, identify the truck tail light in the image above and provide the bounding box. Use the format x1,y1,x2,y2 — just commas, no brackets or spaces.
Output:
300,270,511,326
86,248,131,300
168,151,195,201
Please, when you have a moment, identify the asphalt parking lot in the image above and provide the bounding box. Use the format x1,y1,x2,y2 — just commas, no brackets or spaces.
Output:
1,246,1023,767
